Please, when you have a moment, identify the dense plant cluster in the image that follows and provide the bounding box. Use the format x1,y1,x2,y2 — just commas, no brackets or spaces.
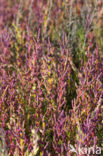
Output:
0,0,103,155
